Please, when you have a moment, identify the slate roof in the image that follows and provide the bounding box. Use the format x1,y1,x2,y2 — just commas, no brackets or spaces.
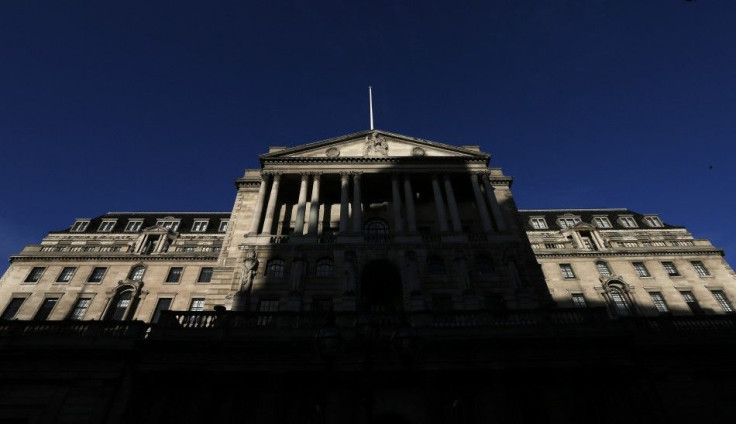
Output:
518,209,683,231
52,212,232,234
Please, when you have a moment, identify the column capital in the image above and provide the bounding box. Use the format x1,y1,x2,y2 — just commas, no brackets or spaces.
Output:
351,171,363,179
340,172,350,181
262,170,282,177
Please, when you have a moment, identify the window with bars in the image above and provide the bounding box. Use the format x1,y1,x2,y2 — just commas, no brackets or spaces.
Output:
680,291,703,315
649,292,669,314
165,267,183,283
197,267,213,283
571,293,587,308
1,297,26,320
596,261,612,277
632,262,651,277
266,259,285,278
559,264,576,279
661,261,680,277
56,267,76,283
315,258,334,277
70,298,91,320
24,267,46,283
691,261,710,277
87,267,107,283
530,217,547,229
609,286,631,317
711,290,734,313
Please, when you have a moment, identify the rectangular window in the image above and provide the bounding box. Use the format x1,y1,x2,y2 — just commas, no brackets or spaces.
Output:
24,267,46,283
596,262,612,277
661,261,680,277
257,299,279,326
1,297,26,320
691,261,710,277
98,220,117,232
559,264,576,279
643,216,663,227
649,292,669,314
151,298,173,323
71,221,89,232
56,267,76,283
711,290,734,313
125,220,143,232
70,298,91,320
197,267,213,283
157,220,180,232
618,216,638,228
34,298,59,320
593,217,612,228
530,217,547,229
219,220,229,232
189,298,205,312
165,267,183,283
558,217,580,229
571,293,587,308
87,267,107,283
680,291,703,315
632,262,651,278
192,220,209,232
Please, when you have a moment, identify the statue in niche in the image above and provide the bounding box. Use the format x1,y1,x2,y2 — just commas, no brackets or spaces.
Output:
453,256,471,292
343,251,358,295
363,132,389,157
291,255,306,293
240,247,258,292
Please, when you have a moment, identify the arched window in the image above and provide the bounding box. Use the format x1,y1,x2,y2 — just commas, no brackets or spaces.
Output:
266,259,285,278
129,265,145,281
608,284,632,317
596,261,612,277
475,256,494,275
111,291,133,321
427,256,446,275
364,219,389,236
315,258,334,277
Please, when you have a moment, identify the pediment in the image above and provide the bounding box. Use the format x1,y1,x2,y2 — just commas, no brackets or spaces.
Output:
260,129,489,161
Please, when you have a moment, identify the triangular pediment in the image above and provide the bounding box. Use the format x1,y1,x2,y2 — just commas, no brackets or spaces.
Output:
260,129,489,161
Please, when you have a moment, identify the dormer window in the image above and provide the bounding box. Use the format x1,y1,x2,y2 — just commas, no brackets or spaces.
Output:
218,220,229,232
557,216,580,229
643,216,663,227
125,220,143,232
618,216,638,228
529,217,547,229
98,220,117,232
71,220,90,232
157,219,180,232
192,220,209,232
592,216,612,228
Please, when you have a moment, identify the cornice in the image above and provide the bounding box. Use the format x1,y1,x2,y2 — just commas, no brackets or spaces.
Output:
534,249,724,259
10,254,220,263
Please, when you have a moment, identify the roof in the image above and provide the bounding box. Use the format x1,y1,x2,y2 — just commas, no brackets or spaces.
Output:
52,212,232,234
517,209,683,231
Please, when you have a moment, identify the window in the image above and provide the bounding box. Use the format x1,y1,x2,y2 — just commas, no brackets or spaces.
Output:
427,256,446,275
34,298,59,320
165,267,183,283
197,267,213,283
98,220,117,232
257,299,279,326
265,259,285,278
618,216,638,228
125,220,143,232
711,290,734,313
475,256,494,275
557,217,580,229
87,267,107,283
147,298,172,324
661,261,680,277
580,237,595,251
571,293,587,308
680,291,703,315
55,267,76,283
530,217,547,229
364,219,389,235
111,291,133,321
192,220,209,232
643,216,663,227
1,297,26,320
649,292,669,314
24,267,46,283
129,265,145,281
593,217,612,228
157,219,180,232
691,261,710,277
186,298,204,312
315,258,334,277
609,286,631,317
559,263,576,279
596,261,612,277
71,220,89,232
218,220,229,232
632,262,651,277
70,298,91,320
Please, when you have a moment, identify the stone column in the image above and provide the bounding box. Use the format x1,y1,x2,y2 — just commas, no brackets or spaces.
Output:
443,175,462,232
403,175,417,233
391,173,404,234
431,174,449,233
249,173,270,234
308,173,321,236
261,173,281,235
339,172,350,233
352,173,362,233
481,174,507,231
294,173,309,235
470,173,493,232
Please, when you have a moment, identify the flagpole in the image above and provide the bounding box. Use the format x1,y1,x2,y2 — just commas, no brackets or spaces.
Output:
369,86,374,130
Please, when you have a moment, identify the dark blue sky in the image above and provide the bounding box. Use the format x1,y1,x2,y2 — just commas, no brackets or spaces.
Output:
1,1,735,274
